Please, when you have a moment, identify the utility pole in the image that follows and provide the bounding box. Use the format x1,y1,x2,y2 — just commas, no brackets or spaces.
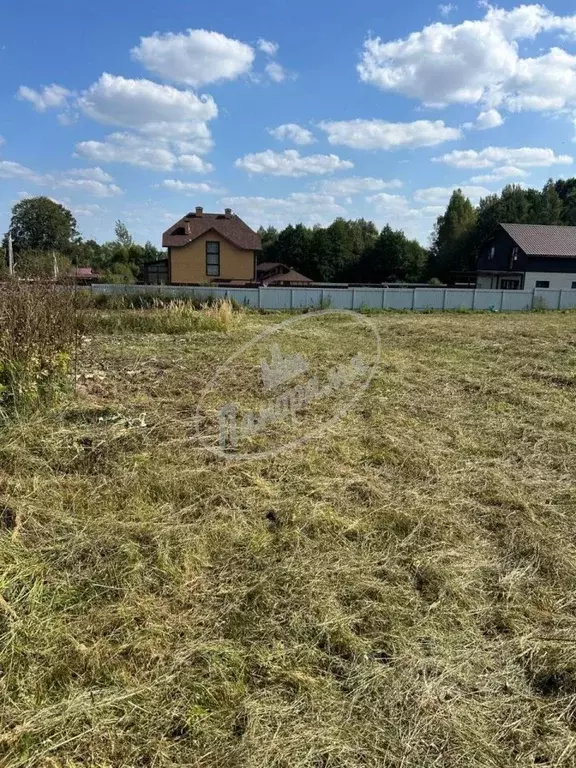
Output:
53,250,59,281
7,233,14,276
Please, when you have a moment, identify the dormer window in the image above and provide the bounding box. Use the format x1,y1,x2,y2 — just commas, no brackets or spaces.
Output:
171,226,186,236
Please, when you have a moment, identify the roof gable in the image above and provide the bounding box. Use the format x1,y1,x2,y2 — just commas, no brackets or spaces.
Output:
163,211,261,251
500,223,576,257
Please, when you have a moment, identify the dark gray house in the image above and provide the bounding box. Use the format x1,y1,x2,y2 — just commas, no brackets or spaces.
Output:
477,223,576,290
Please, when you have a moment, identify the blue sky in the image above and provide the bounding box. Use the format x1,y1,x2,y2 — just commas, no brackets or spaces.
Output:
2,0,576,246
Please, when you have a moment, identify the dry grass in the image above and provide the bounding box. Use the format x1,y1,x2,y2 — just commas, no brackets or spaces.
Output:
1,310,576,766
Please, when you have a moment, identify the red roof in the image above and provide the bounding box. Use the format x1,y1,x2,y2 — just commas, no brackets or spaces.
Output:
163,209,261,251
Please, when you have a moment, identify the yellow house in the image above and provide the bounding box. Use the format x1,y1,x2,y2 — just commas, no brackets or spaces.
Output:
163,207,261,284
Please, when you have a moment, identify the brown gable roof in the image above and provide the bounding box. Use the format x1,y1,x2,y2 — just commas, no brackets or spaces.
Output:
500,223,576,257
163,211,261,250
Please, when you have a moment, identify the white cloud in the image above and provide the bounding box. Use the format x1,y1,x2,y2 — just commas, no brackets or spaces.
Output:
76,132,179,171
435,146,573,168
158,179,225,193
265,61,288,83
366,192,412,215
17,84,72,111
220,193,347,229
75,131,215,172
57,178,123,197
469,166,528,183
318,118,462,150
268,123,315,145
357,4,576,115
131,29,254,87
66,167,114,183
474,109,504,130
0,160,43,182
258,38,279,56
314,176,403,196
0,159,122,197
0,136,5,148
79,73,217,129
234,149,353,176
438,3,457,17
179,154,214,173
414,185,491,204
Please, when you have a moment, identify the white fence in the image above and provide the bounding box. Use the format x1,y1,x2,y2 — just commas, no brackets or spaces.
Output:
91,284,576,312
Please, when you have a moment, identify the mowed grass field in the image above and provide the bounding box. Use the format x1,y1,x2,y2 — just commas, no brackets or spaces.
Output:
1,309,576,767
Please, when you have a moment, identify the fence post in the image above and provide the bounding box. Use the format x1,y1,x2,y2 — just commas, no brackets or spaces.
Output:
321,288,324,308
442,288,446,310
531,288,535,310
472,289,477,310
290,288,294,310
558,290,563,310
258,287,262,309
498,290,504,312
411,289,415,310
382,288,386,309
351,288,356,310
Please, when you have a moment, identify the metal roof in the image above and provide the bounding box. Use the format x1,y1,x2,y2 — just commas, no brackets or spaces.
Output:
500,223,576,257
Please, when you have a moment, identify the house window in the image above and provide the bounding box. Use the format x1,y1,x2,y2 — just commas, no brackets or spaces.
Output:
501,279,520,290
206,241,220,276
489,246,495,260
535,280,550,288
572,282,576,289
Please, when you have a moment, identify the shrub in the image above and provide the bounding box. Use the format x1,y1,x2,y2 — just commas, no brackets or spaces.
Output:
85,298,239,334
0,280,76,417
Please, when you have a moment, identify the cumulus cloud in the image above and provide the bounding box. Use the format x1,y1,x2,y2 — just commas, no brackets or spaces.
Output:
131,29,255,86
57,178,123,197
0,158,123,196
413,185,491,204
469,165,528,183
76,132,181,171
17,84,72,111
357,4,576,116
234,149,353,176
219,193,347,229
179,154,214,173
265,61,288,82
434,146,573,168
365,192,413,215
0,160,43,182
473,109,504,130
158,179,225,193
268,123,315,145
318,118,462,150
79,73,217,129
258,38,279,56
66,167,114,183
314,176,403,196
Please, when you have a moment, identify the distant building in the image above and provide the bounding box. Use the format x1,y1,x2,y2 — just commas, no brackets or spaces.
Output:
71,267,99,284
477,223,576,290
257,262,313,285
162,207,261,284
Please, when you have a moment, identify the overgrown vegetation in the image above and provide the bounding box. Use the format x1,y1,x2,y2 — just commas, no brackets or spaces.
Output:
85,297,238,334
0,281,76,417
1,310,576,766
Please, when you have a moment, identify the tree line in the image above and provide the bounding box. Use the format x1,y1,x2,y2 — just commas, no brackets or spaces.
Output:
3,180,576,284
1,196,162,283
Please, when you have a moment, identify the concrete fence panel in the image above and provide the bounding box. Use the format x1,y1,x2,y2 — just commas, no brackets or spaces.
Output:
413,288,445,310
501,291,533,311
443,289,475,310
90,284,576,312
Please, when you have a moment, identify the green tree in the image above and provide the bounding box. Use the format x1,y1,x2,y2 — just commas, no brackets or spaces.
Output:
538,180,564,224
114,220,133,247
429,190,477,280
8,196,79,253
